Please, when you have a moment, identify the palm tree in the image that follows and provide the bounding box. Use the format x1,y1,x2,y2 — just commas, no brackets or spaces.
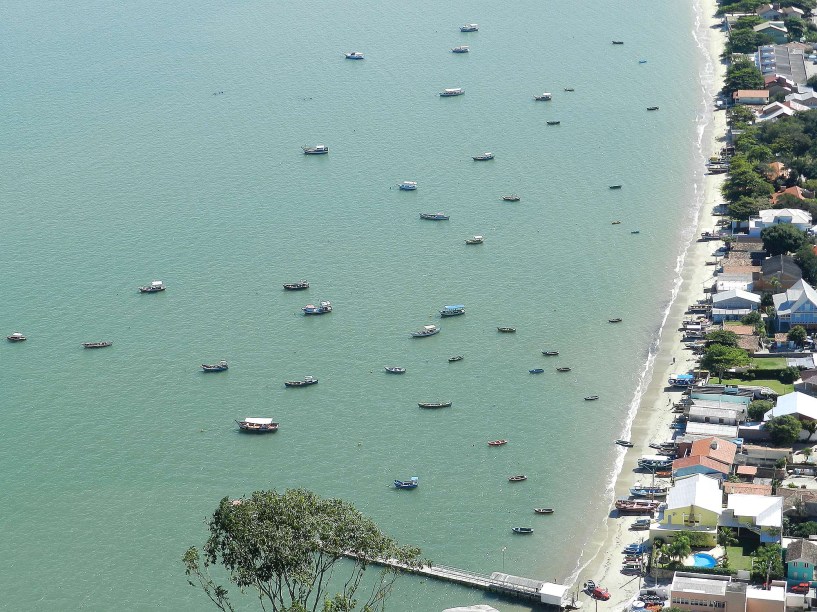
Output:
718,527,738,548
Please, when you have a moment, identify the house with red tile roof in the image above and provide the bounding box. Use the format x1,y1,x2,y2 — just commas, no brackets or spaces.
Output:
673,438,737,480
733,89,771,105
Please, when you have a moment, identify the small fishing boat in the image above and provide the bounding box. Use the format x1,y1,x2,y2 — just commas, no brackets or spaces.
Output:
639,60,647,64
564,87,575,92
465,235,484,245
302,144,329,155
615,499,660,514
546,120,561,125
534,508,554,514
542,350,559,356
529,368,545,374
449,355,464,362
612,40,624,44
508,475,527,482
138,280,165,293
394,476,418,489
420,212,449,220
440,88,465,97
284,376,318,387
615,439,634,447
411,324,440,338
384,366,406,374
609,185,622,189
472,152,494,161
534,93,552,101
303,300,333,315
418,401,452,408
609,318,623,323
647,106,659,111
649,443,662,450
502,195,520,201
236,417,279,433
440,304,465,317
631,230,640,234
556,367,571,372
81,341,112,349
630,484,669,498
460,23,479,32
488,440,508,446
497,327,516,333
344,51,365,59
451,45,470,53
7,332,26,342
512,527,534,534
611,221,621,225
398,181,417,191
283,280,309,290
202,360,229,372
585,395,599,401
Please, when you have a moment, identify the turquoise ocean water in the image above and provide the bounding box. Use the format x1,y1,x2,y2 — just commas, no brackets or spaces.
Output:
1,1,709,610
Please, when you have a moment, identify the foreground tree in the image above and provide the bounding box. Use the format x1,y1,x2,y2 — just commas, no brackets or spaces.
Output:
748,399,774,421
667,534,692,563
788,325,808,345
183,489,424,612
765,414,803,445
751,544,784,583
706,329,740,348
723,59,765,97
701,344,750,381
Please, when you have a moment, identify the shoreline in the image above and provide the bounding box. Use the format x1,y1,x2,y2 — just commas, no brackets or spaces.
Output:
572,0,729,606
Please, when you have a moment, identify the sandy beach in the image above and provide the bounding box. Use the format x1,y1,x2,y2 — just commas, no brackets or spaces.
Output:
573,1,729,607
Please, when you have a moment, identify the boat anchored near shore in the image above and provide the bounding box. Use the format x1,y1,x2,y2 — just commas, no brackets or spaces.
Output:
440,88,465,97
236,417,279,433
202,360,229,372
284,376,318,387
411,324,440,337
418,401,452,408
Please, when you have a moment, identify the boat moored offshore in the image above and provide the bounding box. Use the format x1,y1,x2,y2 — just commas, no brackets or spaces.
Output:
202,360,229,372
302,300,332,315
138,280,165,293
344,51,365,59
440,304,465,317
236,417,279,433
472,152,494,161
81,341,112,349
394,477,419,489
451,45,470,53
420,212,449,220
7,332,26,342
283,280,309,290
534,93,552,101
460,23,479,32
440,88,465,97
398,181,417,190
418,401,451,408
465,235,484,244
411,324,440,337
302,144,329,155
384,366,406,374
284,376,318,387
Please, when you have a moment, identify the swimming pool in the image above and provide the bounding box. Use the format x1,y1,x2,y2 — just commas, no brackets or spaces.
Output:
692,553,717,568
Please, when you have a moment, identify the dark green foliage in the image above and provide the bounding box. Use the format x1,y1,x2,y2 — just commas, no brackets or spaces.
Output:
722,156,775,203
723,59,765,96
706,329,740,347
750,544,785,583
728,105,757,127
727,28,775,53
785,16,808,39
788,325,808,344
701,344,751,381
748,400,774,421
795,245,817,283
780,365,802,383
761,224,809,256
765,414,803,444
741,310,762,325
790,521,817,538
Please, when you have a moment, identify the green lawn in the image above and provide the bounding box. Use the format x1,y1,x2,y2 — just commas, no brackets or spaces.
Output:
725,537,760,572
719,377,794,395
750,358,788,371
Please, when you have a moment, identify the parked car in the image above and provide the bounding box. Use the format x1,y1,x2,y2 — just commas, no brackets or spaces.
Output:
791,583,810,594
592,587,611,601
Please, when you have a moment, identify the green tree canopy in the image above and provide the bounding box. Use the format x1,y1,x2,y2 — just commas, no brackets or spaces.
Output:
727,28,775,53
785,16,807,40
761,223,809,256
723,58,765,97
183,489,424,612
765,414,803,445
788,325,809,344
701,344,750,381
795,245,817,284
728,105,757,127
741,310,763,325
748,399,774,421
667,533,692,562
706,329,740,347
791,521,817,538
728,196,767,221
722,157,775,203
751,544,785,583
780,365,802,383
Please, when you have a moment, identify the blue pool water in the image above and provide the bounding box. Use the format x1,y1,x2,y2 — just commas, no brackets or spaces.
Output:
693,553,718,568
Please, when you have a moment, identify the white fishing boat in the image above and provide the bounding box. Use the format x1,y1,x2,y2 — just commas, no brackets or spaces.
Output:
440,88,465,97
411,324,440,337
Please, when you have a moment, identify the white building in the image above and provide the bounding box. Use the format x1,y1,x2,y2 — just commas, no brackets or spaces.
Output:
720,494,783,543
711,289,761,322
765,391,817,422
748,208,812,237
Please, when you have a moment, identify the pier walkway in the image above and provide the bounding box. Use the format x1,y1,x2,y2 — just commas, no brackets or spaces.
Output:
342,553,573,606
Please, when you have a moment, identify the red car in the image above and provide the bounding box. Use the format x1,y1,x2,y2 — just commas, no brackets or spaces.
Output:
592,587,611,601
791,583,810,594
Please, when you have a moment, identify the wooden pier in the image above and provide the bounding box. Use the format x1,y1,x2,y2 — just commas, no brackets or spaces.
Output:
342,553,574,606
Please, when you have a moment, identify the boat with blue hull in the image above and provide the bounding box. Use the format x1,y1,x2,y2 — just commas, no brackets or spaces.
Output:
344,51,364,60
668,373,695,387
302,300,332,315
394,477,418,489
629,485,668,498
529,368,544,374
440,304,465,317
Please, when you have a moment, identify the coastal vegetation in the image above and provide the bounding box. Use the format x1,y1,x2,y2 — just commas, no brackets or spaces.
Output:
183,489,423,611
701,343,751,381
765,414,804,444
749,544,785,583
761,224,808,256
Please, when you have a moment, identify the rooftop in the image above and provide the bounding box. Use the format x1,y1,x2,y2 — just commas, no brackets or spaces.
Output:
765,391,817,421
671,573,729,596
690,437,738,465
726,493,783,527
666,474,724,514
723,482,772,496
786,538,817,565
673,455,732,475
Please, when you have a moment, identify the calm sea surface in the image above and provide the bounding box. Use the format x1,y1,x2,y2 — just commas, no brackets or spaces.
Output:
1,1,707,610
